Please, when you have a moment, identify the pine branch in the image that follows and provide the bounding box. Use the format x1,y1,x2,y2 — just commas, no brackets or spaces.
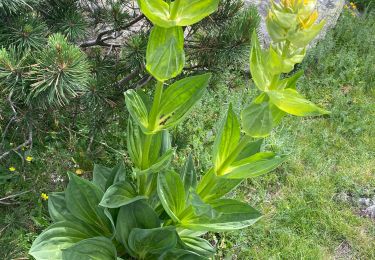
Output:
80,14,145,48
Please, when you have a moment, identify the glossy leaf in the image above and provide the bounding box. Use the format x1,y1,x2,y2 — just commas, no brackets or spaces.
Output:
92,164,112,192
48,192,75,222
250,32,271,90
157,170,186,222
104,162,127,189
128,227,178,259
268,88,330,116
146,26,185,82
160,249,207,259
189,189,221,219
180,153,197,196
172,0,220,26
222,152,287,179
65,172,112,235
29,221,99,260
236,139,263,161
277,70,304,90
137,0,172,28
181,199,261,231
62,237,117,260
212,104,240,173
124,89,149,132
138,0,219,28
116,200,160,255
180,236,215,258
135,148,173,176
197,168,242,202
99,181,146,208
287,21,325,47
158,73,211,129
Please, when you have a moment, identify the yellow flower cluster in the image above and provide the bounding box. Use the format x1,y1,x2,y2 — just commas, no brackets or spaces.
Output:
41,193,49,201
266,0,324,48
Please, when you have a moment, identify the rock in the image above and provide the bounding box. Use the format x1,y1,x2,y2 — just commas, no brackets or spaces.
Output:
363,205,375,218
244,0,346,47
358,197,371,206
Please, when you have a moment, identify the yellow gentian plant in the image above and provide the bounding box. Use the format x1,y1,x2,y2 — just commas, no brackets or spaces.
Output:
29,1,329,259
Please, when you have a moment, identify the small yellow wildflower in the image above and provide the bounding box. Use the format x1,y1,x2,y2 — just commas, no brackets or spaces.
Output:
75,169,84,175
9,166,16,172
26,156,33,162
41,193,49,201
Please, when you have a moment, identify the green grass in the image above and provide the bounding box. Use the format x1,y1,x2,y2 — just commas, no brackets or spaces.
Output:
1,10,375,260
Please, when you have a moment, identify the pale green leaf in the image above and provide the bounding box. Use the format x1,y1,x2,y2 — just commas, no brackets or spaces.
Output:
268,88,330,116
146,26,185,82
99,181,147,208
181,199,261,231
62,237,117,260
212,104,240,173
157,170,186,222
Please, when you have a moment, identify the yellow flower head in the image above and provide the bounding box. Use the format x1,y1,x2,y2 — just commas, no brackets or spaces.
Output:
75,169,84,175
41,193,49,201
26,156,33,162
9,166,16,172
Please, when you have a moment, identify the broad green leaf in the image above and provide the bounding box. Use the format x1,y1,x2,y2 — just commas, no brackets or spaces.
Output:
181,199,261,231
127,119,163,169
213,104,240,173
271,9,298,29
161,130,172,154
158,73,211,129
65,172,112,235
137,0,173,28
146,26,185,82
128,227,178,259
137,0,219,28
29,221,100,260
116,200,160,255
48,192,76,222
241,101,273,138
189,189,221,219
99,181,147,208
135,148,173,176
160,249,207,260
222,152,288,179
172,0,220,26
268,88,330,116
157,170,186,222
197,168,242,202
62,237,117,260
180,236,215,258
277,70,304,90
250,32,272,91
124,90,149,132
287,21,325,47
236,139,263,161
104,162,127,189
266,16,288,43
180,153,197,196
268,45,306,75
92,164,112,192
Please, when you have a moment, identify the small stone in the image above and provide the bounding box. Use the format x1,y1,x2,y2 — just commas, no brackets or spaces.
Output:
358,197,371,206
363,205,375,218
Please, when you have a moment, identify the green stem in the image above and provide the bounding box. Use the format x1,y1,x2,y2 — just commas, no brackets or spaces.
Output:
149,81,164,130
139,81,164,194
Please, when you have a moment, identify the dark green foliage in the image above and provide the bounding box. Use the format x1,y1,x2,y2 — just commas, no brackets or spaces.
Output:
188,2,260,71
29,34,90,106
0,14,48,51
